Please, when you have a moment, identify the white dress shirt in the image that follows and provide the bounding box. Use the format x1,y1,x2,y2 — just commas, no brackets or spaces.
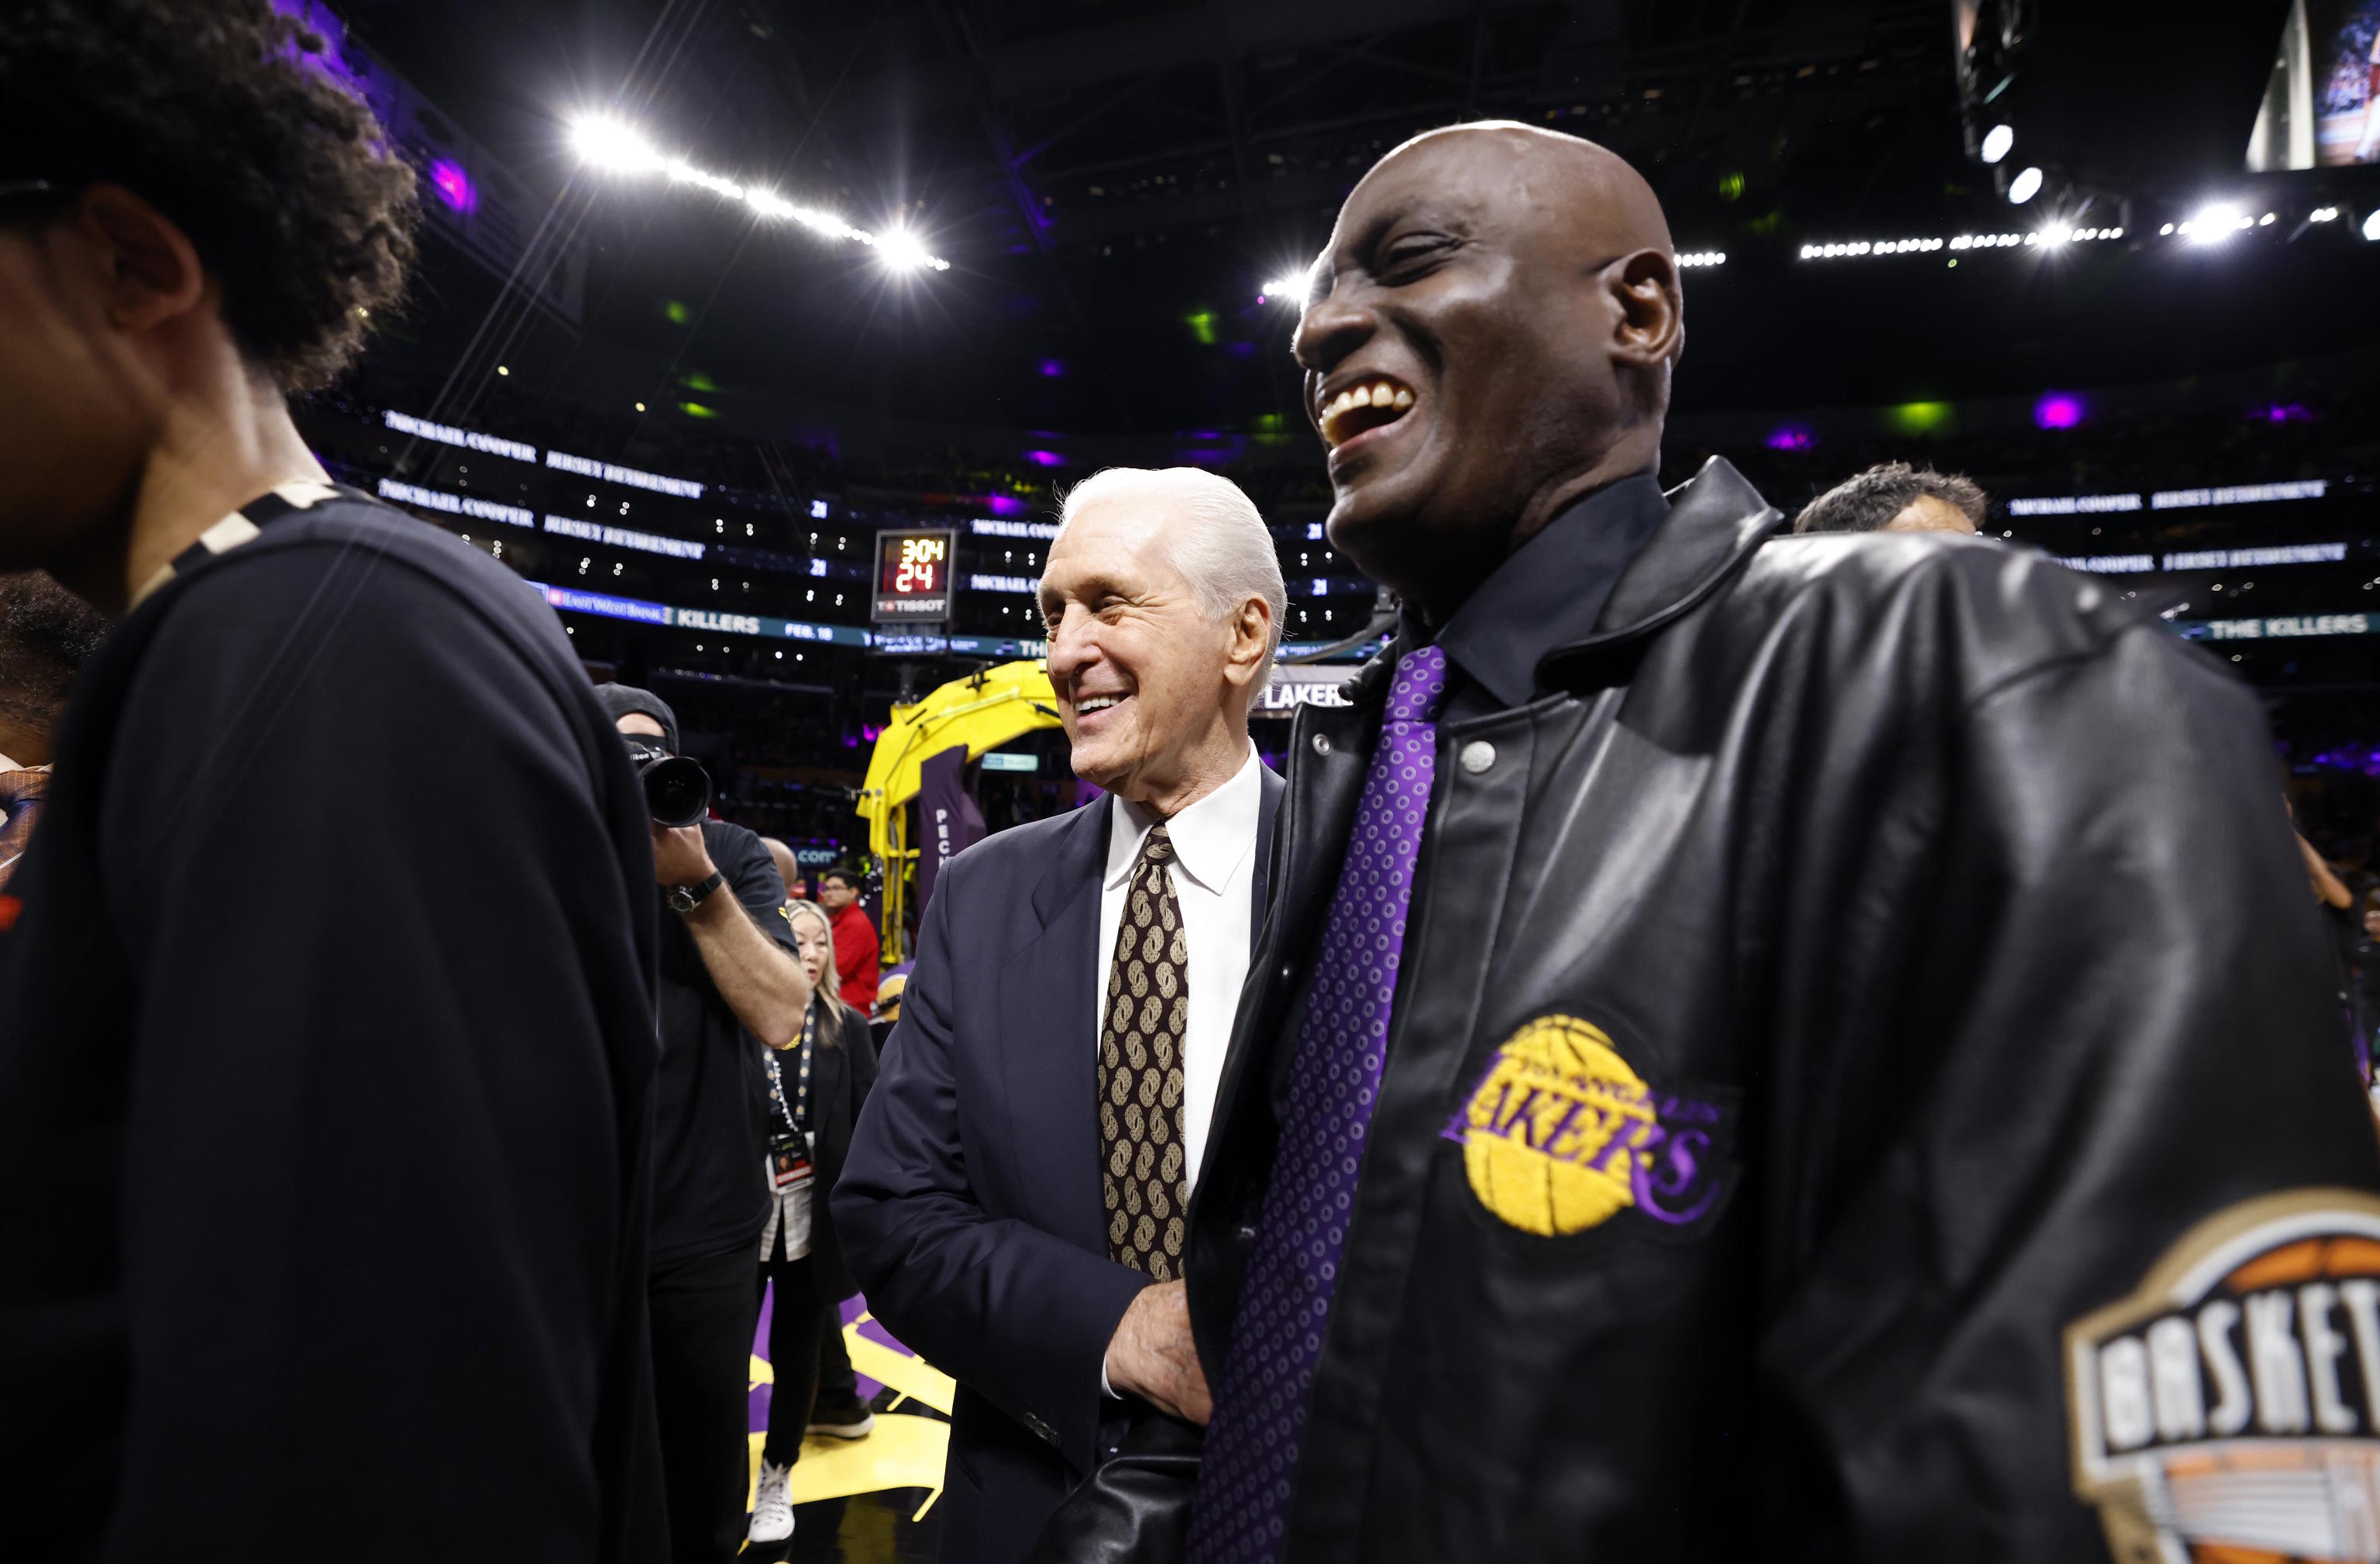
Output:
1095,744,1262,1194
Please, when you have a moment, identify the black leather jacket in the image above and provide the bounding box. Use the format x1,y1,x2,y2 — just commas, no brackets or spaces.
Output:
1032,458,2380,1562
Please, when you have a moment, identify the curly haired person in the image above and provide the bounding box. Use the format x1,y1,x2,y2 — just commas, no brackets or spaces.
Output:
0,4,667,1559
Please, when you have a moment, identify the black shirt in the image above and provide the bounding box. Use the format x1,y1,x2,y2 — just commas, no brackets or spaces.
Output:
651,818,796,1263
0,488,666,1562
1428,471,1670,724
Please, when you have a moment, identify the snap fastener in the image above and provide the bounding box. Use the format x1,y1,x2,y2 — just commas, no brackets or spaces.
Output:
1312,732,1333,755
1459,740,1497,775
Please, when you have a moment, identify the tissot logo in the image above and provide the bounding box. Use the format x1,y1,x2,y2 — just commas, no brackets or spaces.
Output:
2066,1190,2380,1562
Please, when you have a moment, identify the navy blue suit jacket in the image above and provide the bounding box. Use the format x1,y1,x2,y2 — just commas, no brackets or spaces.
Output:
834,766,1282,1564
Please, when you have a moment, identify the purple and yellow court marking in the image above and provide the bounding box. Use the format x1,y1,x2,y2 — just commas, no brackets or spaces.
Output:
747,1291,956,1522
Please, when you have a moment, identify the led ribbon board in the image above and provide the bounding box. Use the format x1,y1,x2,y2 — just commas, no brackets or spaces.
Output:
873,528,957,623
530,582,871,645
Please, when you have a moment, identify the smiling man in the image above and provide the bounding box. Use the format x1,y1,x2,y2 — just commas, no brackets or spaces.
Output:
836,466,1287,1564
1034,123,2380,1564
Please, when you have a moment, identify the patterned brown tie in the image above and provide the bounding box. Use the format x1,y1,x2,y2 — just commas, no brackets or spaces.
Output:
1099,823,1191,1279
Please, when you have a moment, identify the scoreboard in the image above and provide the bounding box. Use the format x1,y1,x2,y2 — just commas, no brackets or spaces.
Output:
872,528,957,623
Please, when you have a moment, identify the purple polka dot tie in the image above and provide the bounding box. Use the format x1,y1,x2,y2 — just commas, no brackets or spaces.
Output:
1185,644,1448,1564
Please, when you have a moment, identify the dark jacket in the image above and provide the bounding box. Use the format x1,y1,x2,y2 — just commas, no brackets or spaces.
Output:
797,992,878,1301
835,773,1281,1564
1036,457,2380,1562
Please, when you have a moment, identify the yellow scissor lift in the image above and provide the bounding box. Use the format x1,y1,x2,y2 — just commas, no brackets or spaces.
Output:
852,658,1065,968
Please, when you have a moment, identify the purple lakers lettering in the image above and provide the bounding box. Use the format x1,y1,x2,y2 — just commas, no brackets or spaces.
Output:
1443,1016,1730,1236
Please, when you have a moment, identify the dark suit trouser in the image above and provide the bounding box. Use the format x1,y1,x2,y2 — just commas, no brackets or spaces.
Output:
651,1239,760,1564
817,1311,858,1401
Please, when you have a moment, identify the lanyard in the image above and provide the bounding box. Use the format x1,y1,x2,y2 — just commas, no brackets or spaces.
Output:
765,1005,815,1135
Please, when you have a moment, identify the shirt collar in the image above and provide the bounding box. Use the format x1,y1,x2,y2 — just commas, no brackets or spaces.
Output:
1105,744,1263,895
1426,471,1670,710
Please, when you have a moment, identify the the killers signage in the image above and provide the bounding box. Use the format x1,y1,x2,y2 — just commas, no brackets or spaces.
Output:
2065,1190,2380,1562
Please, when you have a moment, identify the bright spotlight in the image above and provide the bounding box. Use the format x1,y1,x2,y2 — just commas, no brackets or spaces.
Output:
573,116,660,172
1981,124,2014,164
567,114,951,269
2364,208,2380,242
876,229,931,271
2188,203,2243,242
1261,275,1308,304
2008,166,2043,204
2311,206,2339,222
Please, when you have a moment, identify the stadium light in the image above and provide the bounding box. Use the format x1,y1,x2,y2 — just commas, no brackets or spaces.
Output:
877,229,932,272
1260,274,1309,304
2310,206,2340,222
569,114,951,271
573,117,662,173
2007,166,2043,204
2364,208,2380,242
1981,124,2014,164
2182,203,2248,242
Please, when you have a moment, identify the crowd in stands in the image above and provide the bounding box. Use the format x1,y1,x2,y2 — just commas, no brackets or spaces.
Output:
307,366,2380,887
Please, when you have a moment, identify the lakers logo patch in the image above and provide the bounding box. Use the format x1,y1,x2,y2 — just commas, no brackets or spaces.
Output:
2066,1189,2380,1563
1441,1016,1733,1238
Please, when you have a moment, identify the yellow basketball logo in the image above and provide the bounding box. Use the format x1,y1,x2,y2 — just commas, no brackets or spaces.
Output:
1446,1016,1732,1238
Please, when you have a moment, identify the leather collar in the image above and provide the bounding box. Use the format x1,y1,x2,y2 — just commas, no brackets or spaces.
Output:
1340,456,1782,706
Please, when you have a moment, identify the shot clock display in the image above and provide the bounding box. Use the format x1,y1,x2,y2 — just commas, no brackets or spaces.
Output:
872,528,957,622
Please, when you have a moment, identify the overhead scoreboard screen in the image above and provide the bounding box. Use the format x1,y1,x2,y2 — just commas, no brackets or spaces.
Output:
872,528,957,623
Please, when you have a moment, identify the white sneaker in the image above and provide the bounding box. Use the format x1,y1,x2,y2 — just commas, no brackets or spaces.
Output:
748,1459,795,1545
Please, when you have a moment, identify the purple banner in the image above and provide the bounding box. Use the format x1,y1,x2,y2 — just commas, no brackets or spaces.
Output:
916,745,985,919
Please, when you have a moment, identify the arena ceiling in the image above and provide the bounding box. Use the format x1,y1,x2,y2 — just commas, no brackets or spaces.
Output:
342,0,2377,438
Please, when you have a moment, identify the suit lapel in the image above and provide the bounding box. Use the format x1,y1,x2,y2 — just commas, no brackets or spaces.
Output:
996,799,1113,1253
1250,764,1285,954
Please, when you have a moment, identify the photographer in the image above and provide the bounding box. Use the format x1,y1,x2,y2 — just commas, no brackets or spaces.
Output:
597,683,813,1564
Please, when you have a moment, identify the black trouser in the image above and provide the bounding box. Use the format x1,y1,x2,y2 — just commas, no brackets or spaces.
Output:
651,1238,762,1564
817,1306,858,1403
756,1239,830,1468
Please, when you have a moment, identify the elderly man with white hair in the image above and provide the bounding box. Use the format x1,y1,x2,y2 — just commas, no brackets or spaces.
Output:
835,466,1288,1564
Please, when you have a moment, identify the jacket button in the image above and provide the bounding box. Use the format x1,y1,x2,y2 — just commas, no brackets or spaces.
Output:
1459,740,1497,775
1312,732,1333,755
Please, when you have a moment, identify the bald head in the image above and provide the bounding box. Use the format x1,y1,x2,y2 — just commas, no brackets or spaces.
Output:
1292,122,1684,622
1367,122,1675,275
760,836,800,892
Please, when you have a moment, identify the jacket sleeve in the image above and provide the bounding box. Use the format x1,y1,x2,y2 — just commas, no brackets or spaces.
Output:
95,552,659,1562
1759,618,2380,1561
831,866,1150,1471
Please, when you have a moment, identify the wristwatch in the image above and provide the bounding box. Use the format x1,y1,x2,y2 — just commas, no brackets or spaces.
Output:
668,870,727,915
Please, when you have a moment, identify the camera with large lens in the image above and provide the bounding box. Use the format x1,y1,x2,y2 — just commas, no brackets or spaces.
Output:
623,736,711,828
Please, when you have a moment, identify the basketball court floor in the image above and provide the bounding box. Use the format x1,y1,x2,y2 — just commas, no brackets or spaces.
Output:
745,1291,946,1561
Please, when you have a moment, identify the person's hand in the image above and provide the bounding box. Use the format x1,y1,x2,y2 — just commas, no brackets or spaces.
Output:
652,822,716,889
1103,1279,1212,1425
